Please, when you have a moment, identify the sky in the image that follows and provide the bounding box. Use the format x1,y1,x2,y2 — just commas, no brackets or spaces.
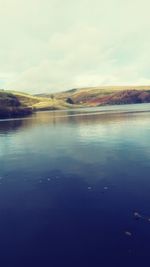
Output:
0,0,150,93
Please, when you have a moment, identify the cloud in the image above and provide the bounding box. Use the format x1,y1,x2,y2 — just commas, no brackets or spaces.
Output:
1,0,150,93
5,26,118,92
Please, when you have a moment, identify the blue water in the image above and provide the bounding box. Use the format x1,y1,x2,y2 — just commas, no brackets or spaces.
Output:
0,103,150,267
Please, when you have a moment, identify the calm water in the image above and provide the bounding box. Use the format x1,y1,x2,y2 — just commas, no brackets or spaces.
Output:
0,103,150,267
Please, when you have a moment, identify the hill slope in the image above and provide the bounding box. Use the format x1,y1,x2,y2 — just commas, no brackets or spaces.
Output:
50,86,150,106
0,91,33,119
0,89,76,118
1,86,150,119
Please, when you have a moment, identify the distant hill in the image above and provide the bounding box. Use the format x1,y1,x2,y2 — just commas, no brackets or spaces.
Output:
1,86,150,118
50,86,150,106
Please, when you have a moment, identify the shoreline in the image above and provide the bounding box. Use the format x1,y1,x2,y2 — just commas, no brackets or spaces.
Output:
1,102,150,121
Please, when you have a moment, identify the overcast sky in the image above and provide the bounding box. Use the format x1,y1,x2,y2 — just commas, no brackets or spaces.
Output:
0,0,150,93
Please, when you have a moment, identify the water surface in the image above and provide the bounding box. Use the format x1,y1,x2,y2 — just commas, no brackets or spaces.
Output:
0,103,150,267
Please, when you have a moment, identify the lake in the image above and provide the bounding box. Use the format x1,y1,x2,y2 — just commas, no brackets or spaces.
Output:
0,103,150,267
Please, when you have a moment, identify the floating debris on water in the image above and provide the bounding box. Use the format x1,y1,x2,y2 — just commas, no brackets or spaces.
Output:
125,231,132,237
133,212,142,219
88,186,92,190
104,186,108,190
47,178,51,181
133,211,150,223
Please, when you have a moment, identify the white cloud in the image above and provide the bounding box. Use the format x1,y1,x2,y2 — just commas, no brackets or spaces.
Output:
0,0,150,93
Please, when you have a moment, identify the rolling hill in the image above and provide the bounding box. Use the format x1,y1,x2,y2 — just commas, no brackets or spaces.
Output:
1,85,150,118
39,85,150,106
0,89,77,119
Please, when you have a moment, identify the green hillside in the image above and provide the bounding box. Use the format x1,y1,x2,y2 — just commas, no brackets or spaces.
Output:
1,85,150,119
51,86,150,106
0,89,77,118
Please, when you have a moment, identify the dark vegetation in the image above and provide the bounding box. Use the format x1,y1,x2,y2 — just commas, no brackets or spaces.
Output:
87,90,150,106
0,91,32,119
66,97,74,104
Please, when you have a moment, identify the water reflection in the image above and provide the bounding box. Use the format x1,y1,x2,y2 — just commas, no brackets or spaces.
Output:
0,104,150,135
0,119,24,134
0,104,150,266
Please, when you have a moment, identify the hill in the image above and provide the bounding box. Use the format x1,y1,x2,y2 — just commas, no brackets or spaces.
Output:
1,85,150,119
0,91,32,119
0,89,77,119
50,86,150,106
